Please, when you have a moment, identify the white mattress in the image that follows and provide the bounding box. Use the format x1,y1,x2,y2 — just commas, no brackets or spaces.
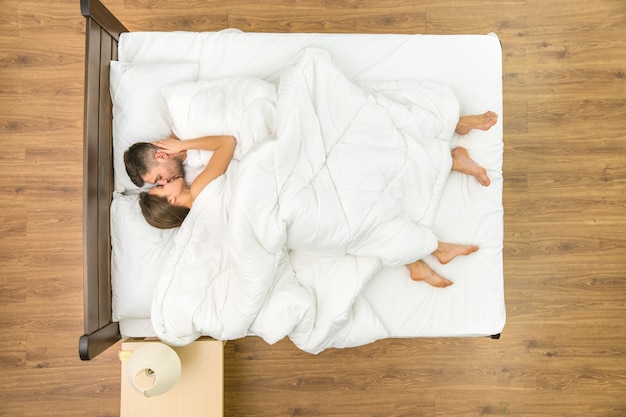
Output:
119,318,157,338
112,29,504,342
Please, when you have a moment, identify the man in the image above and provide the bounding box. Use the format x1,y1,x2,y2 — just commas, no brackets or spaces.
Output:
125,110,497,189
123,135,212,188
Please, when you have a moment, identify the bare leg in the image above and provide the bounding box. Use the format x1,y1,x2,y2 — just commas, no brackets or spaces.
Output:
451,147,491,187
432,241,479,265
405,242,479,287
407,260,453,288
455,111,498,135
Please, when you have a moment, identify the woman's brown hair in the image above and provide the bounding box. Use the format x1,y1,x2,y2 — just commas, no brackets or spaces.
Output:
138,192,190,229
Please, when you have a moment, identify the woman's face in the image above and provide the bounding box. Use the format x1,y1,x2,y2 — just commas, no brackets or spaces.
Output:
148,176,186,206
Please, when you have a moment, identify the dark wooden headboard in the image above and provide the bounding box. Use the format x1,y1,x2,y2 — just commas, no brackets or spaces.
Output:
79,0,128,360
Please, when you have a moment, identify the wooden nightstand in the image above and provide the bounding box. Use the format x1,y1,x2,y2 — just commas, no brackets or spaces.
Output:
120,338,224,417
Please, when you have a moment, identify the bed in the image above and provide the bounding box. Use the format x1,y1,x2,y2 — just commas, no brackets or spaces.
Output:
79,0,505,360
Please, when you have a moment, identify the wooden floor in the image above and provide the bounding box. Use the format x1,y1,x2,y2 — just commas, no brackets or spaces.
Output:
1,0,625,415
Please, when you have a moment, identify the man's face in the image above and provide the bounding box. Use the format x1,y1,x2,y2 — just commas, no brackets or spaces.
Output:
141,158,184,186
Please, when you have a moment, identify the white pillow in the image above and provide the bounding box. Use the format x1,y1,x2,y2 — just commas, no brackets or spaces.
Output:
110,61,199,192
161,77,277,160
111,193,177,321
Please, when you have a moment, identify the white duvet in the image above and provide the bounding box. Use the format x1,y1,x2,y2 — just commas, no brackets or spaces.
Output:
151,48,463,353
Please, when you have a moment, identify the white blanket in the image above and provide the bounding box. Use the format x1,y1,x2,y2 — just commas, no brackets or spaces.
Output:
151,48,462,353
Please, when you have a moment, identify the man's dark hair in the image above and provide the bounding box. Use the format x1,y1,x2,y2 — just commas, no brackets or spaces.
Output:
124,142,158,187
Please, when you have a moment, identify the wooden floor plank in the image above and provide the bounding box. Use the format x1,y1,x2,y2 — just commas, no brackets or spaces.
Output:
228,6,427,34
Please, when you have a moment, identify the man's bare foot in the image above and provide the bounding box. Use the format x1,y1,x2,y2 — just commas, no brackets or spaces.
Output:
432,241,479,265
407,260,453,288
455,111,498,135
451,147,491,186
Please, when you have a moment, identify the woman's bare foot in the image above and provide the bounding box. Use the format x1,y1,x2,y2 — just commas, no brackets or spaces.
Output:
407,260,453,288
432,241,479,265
455,111,498,135
451,147,491,186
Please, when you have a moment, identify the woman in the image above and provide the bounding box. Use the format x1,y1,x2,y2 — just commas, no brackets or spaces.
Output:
139,112,498,287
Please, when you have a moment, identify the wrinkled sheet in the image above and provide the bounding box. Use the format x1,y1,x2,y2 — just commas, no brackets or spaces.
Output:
151,48,462,353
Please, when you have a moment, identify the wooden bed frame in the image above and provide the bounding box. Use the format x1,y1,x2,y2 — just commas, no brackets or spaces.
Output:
78,0,502,360
79,0,127,360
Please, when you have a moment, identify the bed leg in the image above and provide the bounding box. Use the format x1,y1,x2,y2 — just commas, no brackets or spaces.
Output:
490,333,501,340
79,322,121,360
